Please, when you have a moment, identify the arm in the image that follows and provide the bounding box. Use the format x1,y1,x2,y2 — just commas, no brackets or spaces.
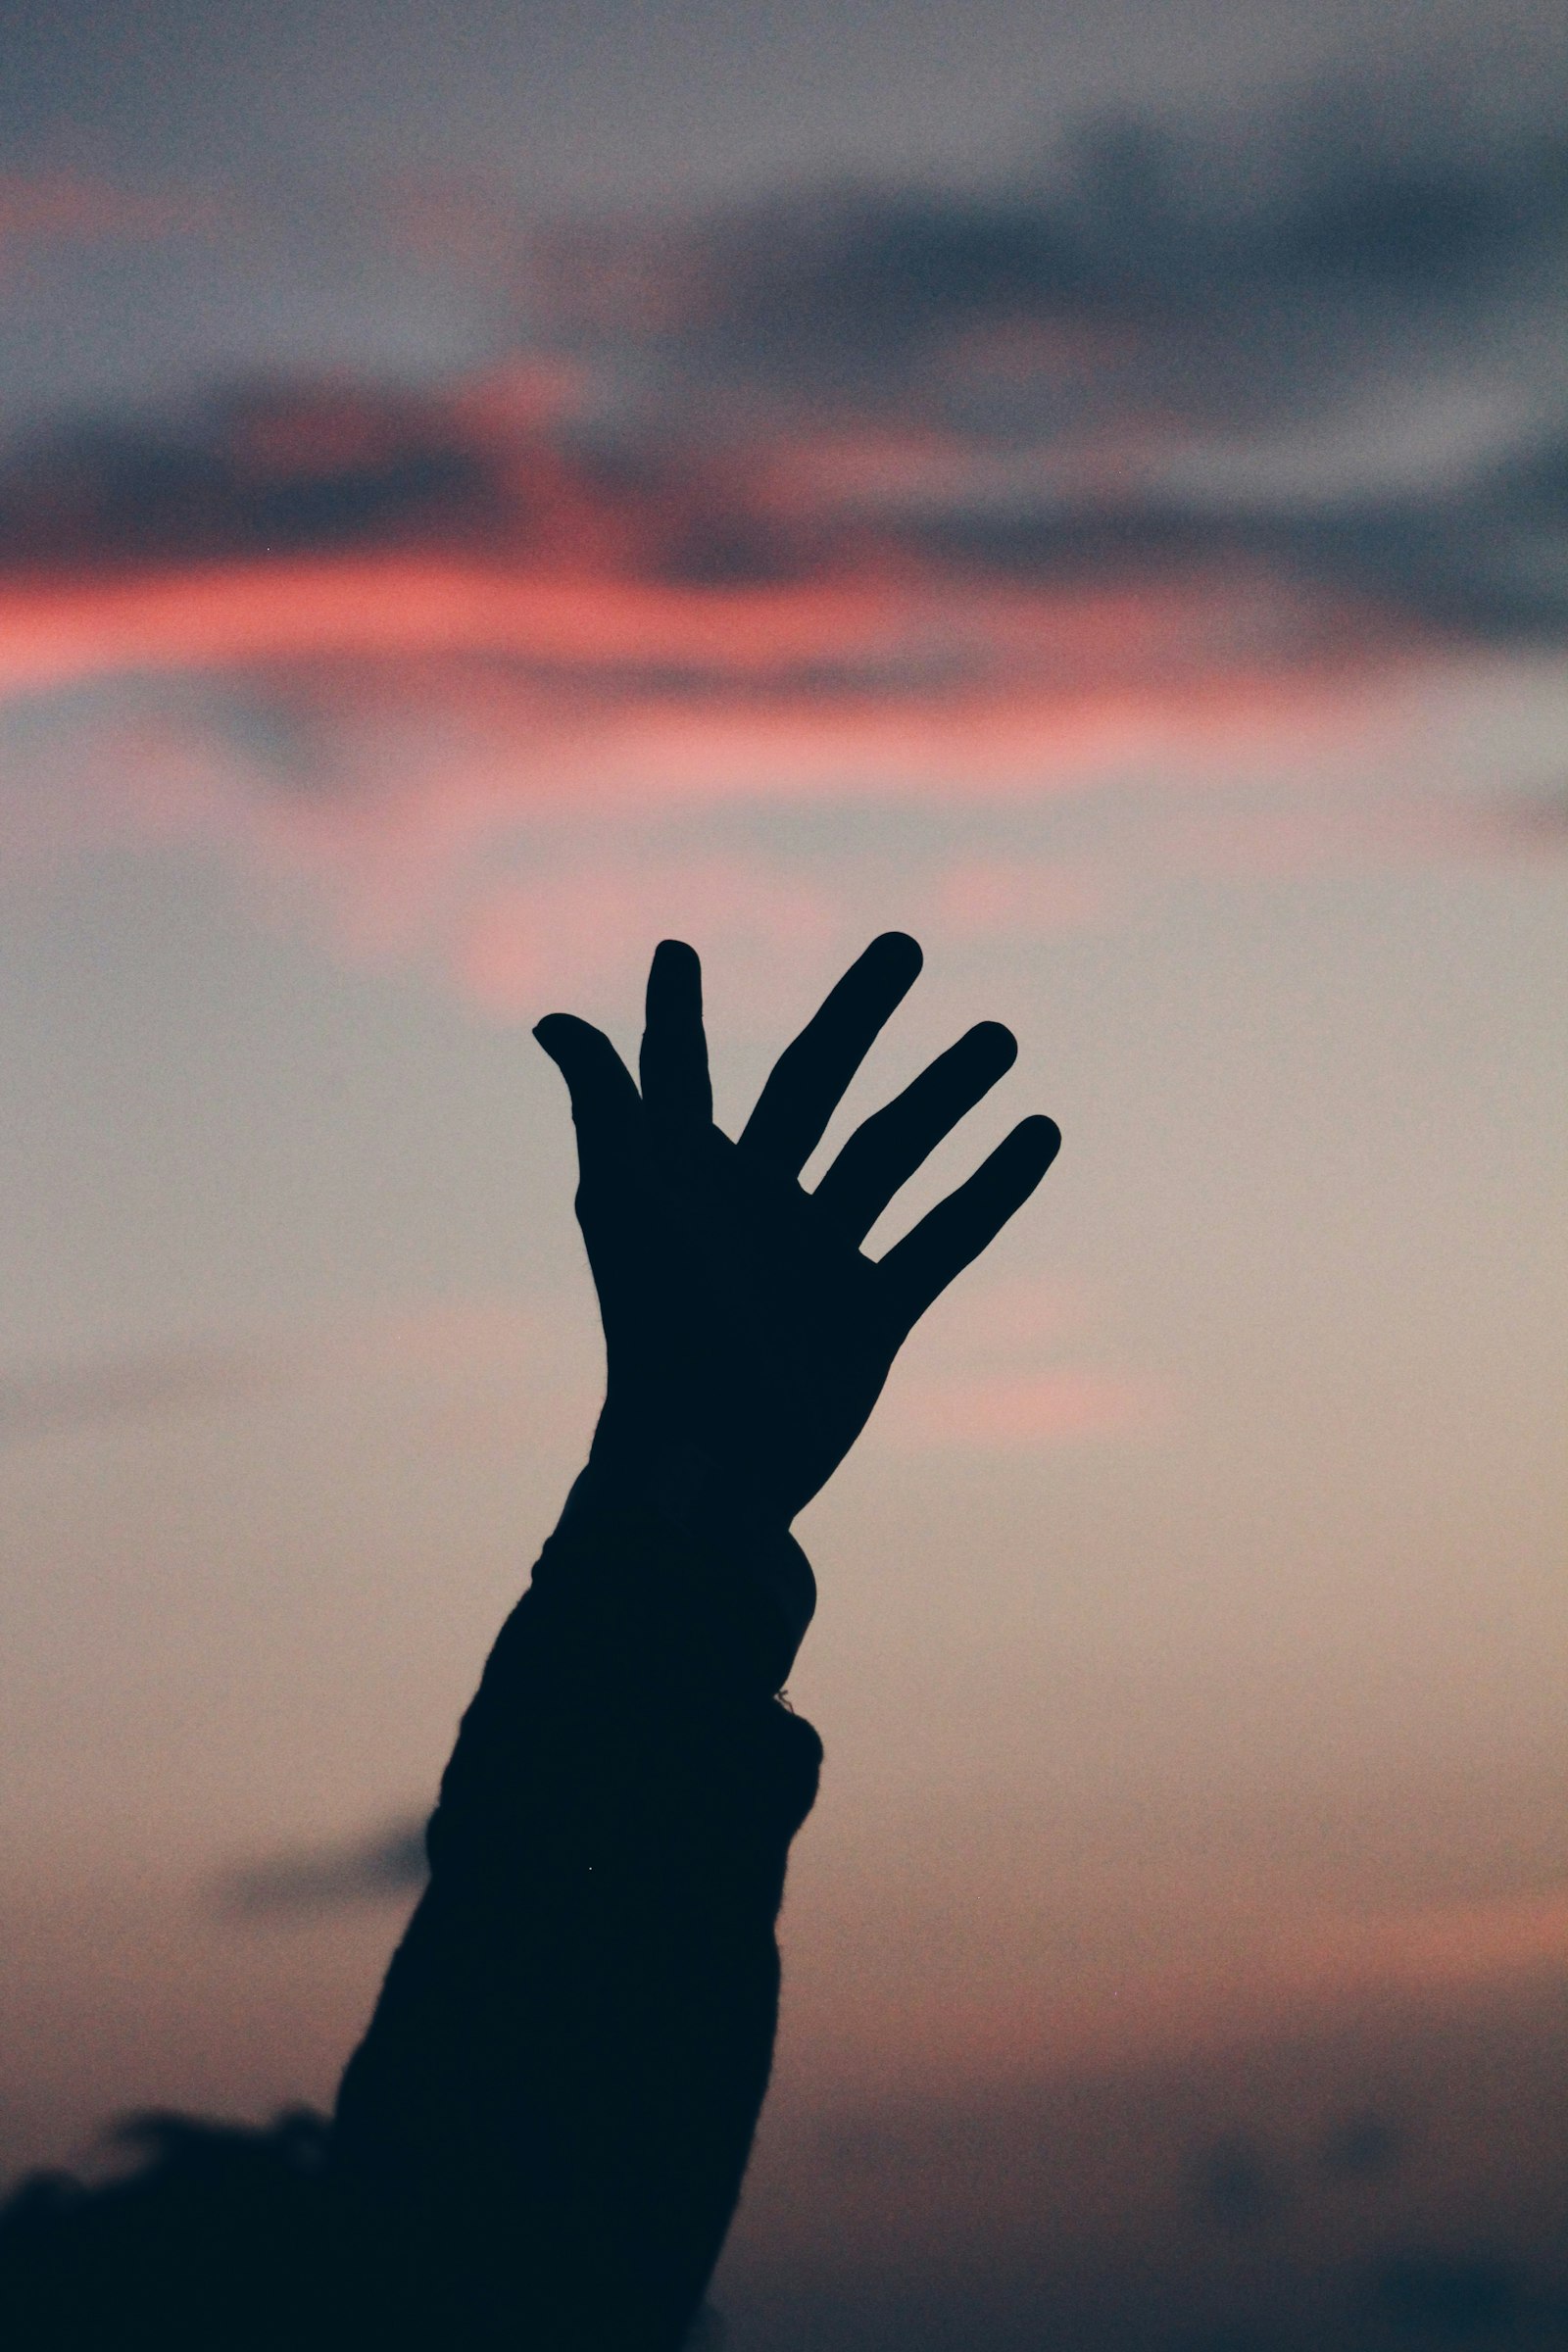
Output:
329,1488,820,2352
327,936,1058,2350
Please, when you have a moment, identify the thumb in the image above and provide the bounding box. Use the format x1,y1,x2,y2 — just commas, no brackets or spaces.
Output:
534,1014,642,1178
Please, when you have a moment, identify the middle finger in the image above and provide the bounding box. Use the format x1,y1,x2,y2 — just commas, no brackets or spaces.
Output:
810,1020,1018,1243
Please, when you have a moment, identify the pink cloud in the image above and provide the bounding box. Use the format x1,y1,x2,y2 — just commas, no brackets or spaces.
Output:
883,1366,1166,1449
930,1272,1100,1354
934,857,1112,935
1279,1887,1568,2005
459,857,839,1016
1,647,1541,1031
0,172,225,271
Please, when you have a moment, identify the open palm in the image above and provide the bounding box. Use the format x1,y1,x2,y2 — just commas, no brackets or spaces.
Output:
535,933,1059,1532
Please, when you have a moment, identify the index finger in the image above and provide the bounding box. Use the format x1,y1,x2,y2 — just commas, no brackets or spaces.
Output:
738,932,923,1177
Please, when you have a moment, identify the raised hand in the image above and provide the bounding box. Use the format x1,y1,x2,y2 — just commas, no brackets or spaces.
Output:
534,934,1059,1534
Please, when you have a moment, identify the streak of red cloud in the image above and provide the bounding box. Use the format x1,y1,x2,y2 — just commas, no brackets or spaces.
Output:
0,558,919,694
0,554,1410,706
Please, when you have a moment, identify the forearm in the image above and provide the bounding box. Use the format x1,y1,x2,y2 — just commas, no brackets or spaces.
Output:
327,1486,821,2351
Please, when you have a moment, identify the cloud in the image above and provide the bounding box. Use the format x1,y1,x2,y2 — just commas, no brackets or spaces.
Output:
0,171,224,277
8,102,1566,688
0,1299,541,1447
882,1366,1165,1449
458,856,839,1014
211,1819,427,1918
0,1340,296,1443
868,1259,1163,1451
626,103,1568,472
1279,1885,1568,2005
0,97,1563,997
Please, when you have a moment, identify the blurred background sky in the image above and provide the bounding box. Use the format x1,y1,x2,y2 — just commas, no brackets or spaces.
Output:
0,2,1565,2343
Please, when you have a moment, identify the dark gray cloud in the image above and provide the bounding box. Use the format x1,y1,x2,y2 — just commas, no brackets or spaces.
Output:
0,381,496,569
0,1307,543,1446
546,102,1568,641
534,96,1568,458
212,1819,427,1918
648,115,1567,391
0,1339,293,1443
905,437,1568,642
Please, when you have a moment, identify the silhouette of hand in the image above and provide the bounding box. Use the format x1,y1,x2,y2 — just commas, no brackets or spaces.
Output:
535,934,1059,1533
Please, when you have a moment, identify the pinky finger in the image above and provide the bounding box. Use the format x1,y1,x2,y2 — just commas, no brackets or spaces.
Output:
877,1115,1060,1332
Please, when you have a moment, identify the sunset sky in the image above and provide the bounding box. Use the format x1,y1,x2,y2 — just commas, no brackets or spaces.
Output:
0,2,1565,2339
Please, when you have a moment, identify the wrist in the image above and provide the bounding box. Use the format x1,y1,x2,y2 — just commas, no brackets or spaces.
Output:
564,1433,817,1682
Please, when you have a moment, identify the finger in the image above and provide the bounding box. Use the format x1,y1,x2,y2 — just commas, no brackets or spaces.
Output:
533,1013,642,1181
639,938,712,1136
812,1021,1018,1244
877,1114,1060,1330
739,931,923,1176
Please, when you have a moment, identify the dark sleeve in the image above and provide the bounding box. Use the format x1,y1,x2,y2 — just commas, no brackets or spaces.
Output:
326,1492,822,2352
